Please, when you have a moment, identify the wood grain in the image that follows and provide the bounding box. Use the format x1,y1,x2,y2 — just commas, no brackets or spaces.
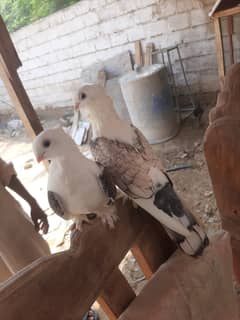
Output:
214,17,225,86
213,6,240,18
0,200,148,320
227,16,234,65
98,268,135,319
204,63,240,282
144,43,154,66
135,40,143,66
132,214,176,279
0,62,43,138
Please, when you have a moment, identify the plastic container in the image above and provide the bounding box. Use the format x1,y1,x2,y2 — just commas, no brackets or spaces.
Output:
120,64,179,144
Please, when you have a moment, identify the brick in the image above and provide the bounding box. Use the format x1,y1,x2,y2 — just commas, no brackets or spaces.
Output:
72,41,96,56
105,0,116,4
200,71,219,92
177,0,193,12
81,12,99,27
90,0,106,9
110,32,128,46
95,36,111,50
175,54,217,73
119,0,141,13
191,8,209,26
168,13,189,31
66,31,86,47
154,0,177,18
63,17,85,33
139,0,156,6
84,25,100,40
144,19,167,38
127,25,145,42
180,39,216,59
74,1,91,15
180,24,214,43
100,14,134,33
133,6,153,24
79,53,97,67
98,2,121,20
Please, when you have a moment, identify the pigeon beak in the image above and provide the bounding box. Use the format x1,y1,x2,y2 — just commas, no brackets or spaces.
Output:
74,103,80,110
37,156,44,163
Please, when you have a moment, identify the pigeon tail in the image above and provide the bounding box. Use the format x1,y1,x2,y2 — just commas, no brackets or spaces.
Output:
153,183,209,256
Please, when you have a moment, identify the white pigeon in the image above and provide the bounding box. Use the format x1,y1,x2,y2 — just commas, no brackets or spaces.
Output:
32,127,117,231
74,84,209,256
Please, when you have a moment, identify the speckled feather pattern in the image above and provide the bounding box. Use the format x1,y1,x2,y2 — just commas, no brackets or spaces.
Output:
90,126,164,199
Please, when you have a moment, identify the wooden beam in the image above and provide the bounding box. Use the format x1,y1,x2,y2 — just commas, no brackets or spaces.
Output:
131,215,176,279
0,15,21,73
0,200,147,320
213,6,240,18
134,40,143,66
0,54,43,138
214,17,225,87
97,69,107,88
227,16,234,65
98,268,135,320
0,257,12,283
144,43,154,66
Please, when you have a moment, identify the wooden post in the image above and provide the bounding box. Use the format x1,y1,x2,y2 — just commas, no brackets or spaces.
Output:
0,200,147,320
227,16,234,66
98,268,135,320
0,256,12,283
0,16,43,138
131,216,176,279
213,17,225,87
134,40,143,66
144,43,154,66
204,64,240,283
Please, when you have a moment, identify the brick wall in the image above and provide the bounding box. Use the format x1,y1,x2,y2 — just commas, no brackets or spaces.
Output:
0,0,229,111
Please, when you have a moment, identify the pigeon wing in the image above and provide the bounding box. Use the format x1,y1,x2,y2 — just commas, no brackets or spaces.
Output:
97,165,117,202
90,126,164,199
48,190,65,217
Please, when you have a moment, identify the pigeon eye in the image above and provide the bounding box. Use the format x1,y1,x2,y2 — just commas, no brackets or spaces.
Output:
81,92,86,100
43,140,51,148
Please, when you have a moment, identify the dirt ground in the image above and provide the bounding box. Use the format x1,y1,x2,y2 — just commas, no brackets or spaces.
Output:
0,105,221,319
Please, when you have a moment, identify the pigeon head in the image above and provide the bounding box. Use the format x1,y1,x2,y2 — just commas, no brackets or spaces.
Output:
32,127,76,162
74,84,117,122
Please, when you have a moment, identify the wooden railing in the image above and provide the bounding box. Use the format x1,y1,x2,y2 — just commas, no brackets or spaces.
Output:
0,199,176,319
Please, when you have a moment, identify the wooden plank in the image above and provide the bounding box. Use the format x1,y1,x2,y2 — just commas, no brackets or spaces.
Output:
0,54,43,138
144,43,154,66
227,16,234,65
131,215,176,279
0,257,12,283
213,6,240,18
98,268,135,320
97,69,107,87
134,40,143,66
0,15,22,72
204,117,240,282
204,64,240,281
213,17,225,87
0,200,147,320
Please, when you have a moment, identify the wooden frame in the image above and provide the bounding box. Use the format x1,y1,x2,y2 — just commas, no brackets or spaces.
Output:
0,15,43,138
213,17,225,86
204,63,240,283
210,2,240,85
0,200,176,320
213,7,240,18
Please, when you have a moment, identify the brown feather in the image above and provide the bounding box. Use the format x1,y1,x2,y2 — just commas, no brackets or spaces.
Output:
90,126,164,199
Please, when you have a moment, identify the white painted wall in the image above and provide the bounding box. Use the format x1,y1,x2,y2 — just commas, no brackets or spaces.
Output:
0,0,232,111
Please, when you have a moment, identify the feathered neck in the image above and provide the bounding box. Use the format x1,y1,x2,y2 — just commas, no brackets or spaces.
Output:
90,106,135,145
